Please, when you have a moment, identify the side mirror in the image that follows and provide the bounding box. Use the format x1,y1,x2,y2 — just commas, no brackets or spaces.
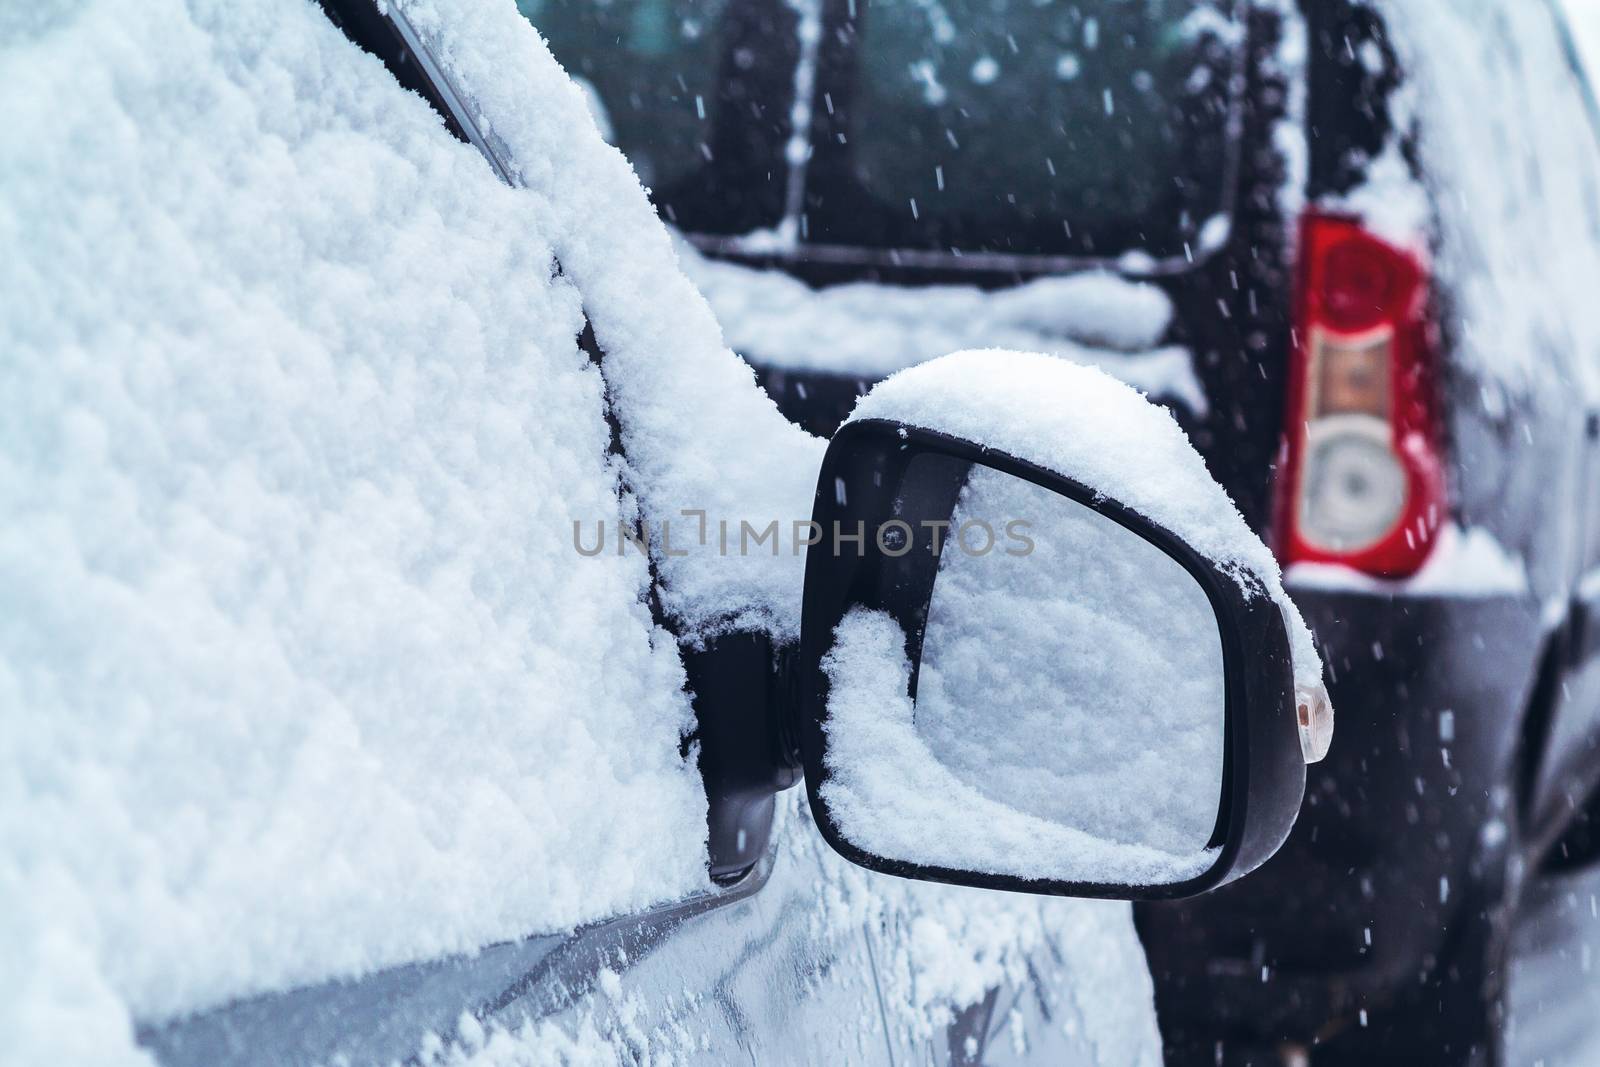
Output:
797,351,1329,899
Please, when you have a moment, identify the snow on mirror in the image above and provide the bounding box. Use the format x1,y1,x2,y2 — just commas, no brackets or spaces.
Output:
821,460,1226,887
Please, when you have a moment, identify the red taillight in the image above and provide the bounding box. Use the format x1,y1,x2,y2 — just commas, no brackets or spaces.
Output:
1274,211,1446,578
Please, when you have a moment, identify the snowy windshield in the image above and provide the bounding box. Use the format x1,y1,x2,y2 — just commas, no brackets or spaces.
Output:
805,0,1244,263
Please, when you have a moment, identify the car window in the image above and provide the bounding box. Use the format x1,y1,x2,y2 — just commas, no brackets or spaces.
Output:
525,0,1244,268
519,0,796,235
516,0,729,193
808,0,1244,262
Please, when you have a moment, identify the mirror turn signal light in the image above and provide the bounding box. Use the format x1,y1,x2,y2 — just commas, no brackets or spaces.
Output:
1296,682,1334,764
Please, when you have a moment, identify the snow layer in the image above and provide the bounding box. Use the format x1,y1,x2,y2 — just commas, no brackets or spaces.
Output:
1564,0,1600,74
396,8,1170,1044
822,606,1219,886
417,793,1164,1066
1267,0,1310,226
1312,30,1433,253
680,247,1207,412
848,349,1324,694
392,0,827,644
915,467,1225,854
1327,132,1431,251
1,0,712,1059
1286,523,1529,597
1375,0,1600,398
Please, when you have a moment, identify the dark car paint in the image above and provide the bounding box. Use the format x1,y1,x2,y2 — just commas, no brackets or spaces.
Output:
1138,591,1544,1056
1150,2,1600,1056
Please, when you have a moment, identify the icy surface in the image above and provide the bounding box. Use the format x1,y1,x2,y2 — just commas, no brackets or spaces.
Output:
680,246,1206,412
849,349,1324,695
2,0,710,1059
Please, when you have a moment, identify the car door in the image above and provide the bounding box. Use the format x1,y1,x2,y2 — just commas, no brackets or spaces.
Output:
2,0,889,1060
310,4,1169,1063
139,825,892,1066
1,0,734,1059
0,4,1171,1062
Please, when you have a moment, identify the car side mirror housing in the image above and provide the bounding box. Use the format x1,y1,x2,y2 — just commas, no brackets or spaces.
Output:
796,351,1322,900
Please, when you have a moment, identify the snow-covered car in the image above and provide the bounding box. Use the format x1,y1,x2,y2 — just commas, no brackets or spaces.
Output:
2,1,1330,1064
527,0,1600,1062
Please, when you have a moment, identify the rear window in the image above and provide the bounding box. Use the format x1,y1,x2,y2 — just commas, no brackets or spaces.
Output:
806,0,1244,265
524,0,1245,268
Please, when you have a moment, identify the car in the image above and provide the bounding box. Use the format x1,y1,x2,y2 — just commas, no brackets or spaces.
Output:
526,0,1600,1062
5,0,1327,1065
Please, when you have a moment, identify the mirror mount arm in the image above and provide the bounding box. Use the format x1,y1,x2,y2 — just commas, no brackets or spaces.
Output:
682,632,805,884
773,642,807,775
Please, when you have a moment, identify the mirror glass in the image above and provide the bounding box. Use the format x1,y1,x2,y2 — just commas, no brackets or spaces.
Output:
819,459,1226,887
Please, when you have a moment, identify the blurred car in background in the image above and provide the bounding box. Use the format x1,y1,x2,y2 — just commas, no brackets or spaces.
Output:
529,0,1600,1062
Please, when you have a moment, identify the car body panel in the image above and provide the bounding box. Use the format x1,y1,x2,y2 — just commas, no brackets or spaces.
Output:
140,812,1159,1066
139,847,894,1067
1138,590,1541,1032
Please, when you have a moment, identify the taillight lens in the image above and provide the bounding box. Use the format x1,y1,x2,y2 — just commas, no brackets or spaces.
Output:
1275,212,1445,577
